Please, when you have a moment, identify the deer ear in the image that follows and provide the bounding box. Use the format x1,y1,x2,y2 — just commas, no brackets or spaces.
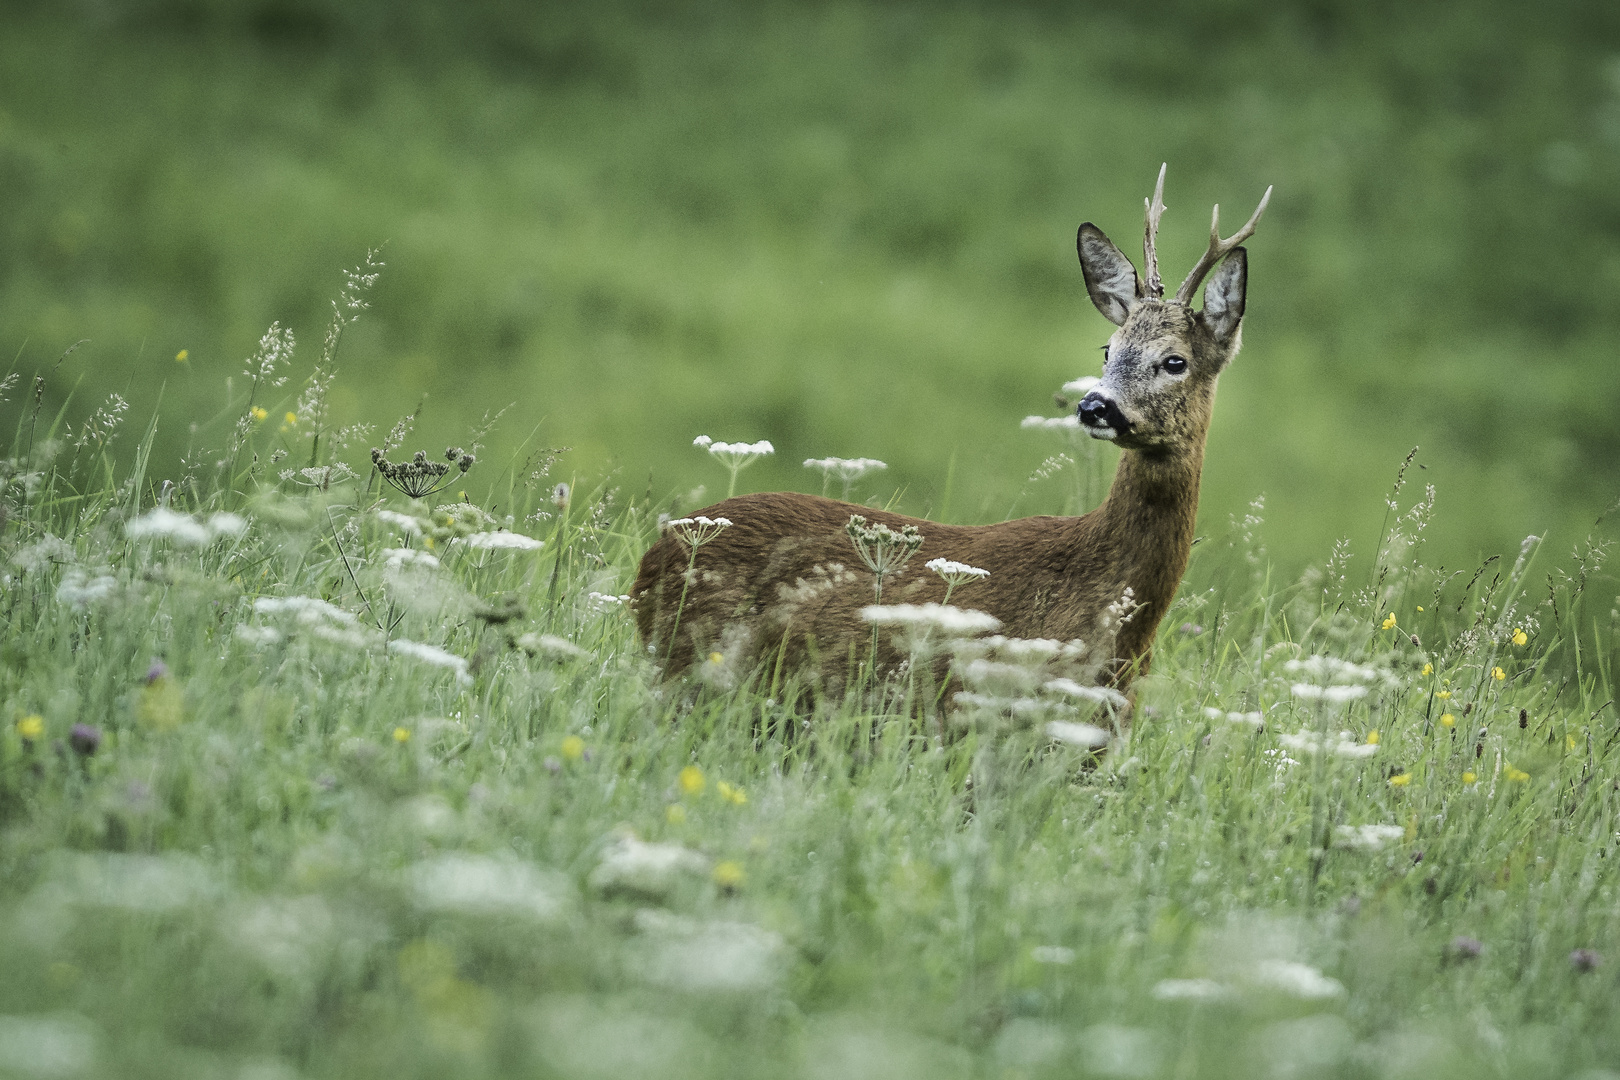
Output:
1201,247,1247,344
1077,223,1142,327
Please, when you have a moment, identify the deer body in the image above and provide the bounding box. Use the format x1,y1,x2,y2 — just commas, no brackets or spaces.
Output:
633,166,1269,696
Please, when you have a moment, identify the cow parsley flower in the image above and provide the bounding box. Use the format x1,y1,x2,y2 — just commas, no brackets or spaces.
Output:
56,570,117,609
1277,730,1377,759
375,509,425,537
383,547,440,570
1334,823,1405,851
846,515,924,601
860,603,1001,636
803,456,887,498
1290,683,1369,704
694,435,774,496
386,639,472,684
125,508,211,546
664,516,732,550
1045,719,1111,749
461,530,544,551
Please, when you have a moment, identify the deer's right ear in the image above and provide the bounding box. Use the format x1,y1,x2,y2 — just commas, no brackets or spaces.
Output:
1077,224,1143,327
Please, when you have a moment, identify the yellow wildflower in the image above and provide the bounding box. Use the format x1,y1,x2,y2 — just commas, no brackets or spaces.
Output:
707,651,724,665
1436,690,1452,700
1492,667,1506,682
1440,713,1455,728
284,412,298,426
16,714,44,740
1366,730,1380,746
713,861,745,889
1504,765,1529,783
250,406,268,422
1566,733,1579,751
1381,613,1397,630
560,735,585,761
1511,628,1527,647
1389,773,1412,787
175,349,188,363
666,804,687,825
1422,663,1433,677
392,726,411,743
1416,605,1425,612
1462,771,1477,784
717,781,747,806
679,765,706,795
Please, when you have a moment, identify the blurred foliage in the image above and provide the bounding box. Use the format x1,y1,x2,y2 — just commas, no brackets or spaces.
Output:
2,0,1620,574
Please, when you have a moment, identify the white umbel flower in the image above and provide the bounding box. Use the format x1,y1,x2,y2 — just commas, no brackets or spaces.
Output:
1290,683,1369,704
1021,415,1082,431
1045,720,1112,749
588,837,709,900
461,530,544,551
125,508,211,546
1334,824,1406,851
387,639,472,684
254,595,358,625
1277,730,1377,759
860,603,1002,635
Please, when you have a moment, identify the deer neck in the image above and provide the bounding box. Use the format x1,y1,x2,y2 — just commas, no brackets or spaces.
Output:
1086,441,1205,642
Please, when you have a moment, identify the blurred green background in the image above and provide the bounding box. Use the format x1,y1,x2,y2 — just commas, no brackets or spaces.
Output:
3,0,1619,576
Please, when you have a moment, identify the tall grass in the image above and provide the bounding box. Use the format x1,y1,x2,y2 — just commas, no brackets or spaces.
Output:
3,267,1620,1078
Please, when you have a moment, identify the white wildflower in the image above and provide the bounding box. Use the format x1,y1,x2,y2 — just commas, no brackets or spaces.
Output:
861,603,1001,635
375,509,424,537
206,512,248,539
1290,683,1369,704
1152,978,1233,1002
125,507,211,546
664,516,732,549
924,558,989,581
382,547,440,570
1062,376,1101,398
588,836,709,900
1044,679,1129,710
633,910,787,993
253,596,359,625
461,530,544,551
1277,730,1377,759
234,624,283,647
1284,656,1381,684
517,633,591,661
1021,415,1082,431
55,570,117,609
409,854,574,923
804,456,887,497
1045,720,1111,749
44,852,219,911
11,535,72,571
387,639,472,684
1334,824,1406,851
1251,959,1345,1000
694,437,774,461
1203,707,1265,729
587,591,631,611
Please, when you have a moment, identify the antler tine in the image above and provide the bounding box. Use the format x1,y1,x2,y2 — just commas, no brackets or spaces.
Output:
1173,184,1272,306
1142,163,1168,299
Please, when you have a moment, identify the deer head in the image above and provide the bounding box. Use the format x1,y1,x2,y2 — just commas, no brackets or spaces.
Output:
1073,164,1271,454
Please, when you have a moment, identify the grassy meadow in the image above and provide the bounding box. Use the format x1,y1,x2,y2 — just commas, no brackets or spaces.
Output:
5,3,1620,1078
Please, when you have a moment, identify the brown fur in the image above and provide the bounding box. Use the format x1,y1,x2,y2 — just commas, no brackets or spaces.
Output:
632,175,1264,699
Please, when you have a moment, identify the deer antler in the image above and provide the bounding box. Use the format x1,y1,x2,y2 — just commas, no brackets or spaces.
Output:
1172,184,1273,306
1142,163,1168,300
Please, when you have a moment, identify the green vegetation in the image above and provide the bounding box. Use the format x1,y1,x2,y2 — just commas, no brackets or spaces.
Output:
2,1,1619,573
3,293,1620,1075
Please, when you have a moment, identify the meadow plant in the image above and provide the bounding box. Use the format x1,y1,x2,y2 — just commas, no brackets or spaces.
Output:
693,435,774,497
803,456,887,500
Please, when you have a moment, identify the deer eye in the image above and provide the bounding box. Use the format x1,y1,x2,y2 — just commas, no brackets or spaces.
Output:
1163,356,1188,375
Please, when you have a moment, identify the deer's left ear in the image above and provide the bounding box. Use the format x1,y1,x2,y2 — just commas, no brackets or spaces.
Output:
1200,247,1247,345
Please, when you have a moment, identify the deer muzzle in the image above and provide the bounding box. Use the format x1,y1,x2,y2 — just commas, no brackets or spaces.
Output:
1077,391,1131,441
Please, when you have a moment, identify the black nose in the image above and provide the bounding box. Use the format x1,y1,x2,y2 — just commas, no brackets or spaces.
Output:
1077,393,1112,427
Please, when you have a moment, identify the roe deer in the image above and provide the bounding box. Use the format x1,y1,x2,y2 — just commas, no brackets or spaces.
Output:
633,165,1271,700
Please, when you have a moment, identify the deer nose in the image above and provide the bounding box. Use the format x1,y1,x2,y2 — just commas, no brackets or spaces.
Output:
1077,393,1113,427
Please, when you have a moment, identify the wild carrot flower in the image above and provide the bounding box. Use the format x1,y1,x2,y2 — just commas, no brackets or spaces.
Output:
371,447,474,500
694,435,774,497
387,639,472,684
1511,628,1528,646
860,603,1001,636
803,456,887,499
664,516,732,550
16,714,44,741
461,531,544,551
846,515,923,601
679,765,706,795
561,735,585,762
1334,823,1404,851
926,557,990,604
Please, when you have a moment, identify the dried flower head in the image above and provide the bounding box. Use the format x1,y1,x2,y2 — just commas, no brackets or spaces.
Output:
845,514,924,601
